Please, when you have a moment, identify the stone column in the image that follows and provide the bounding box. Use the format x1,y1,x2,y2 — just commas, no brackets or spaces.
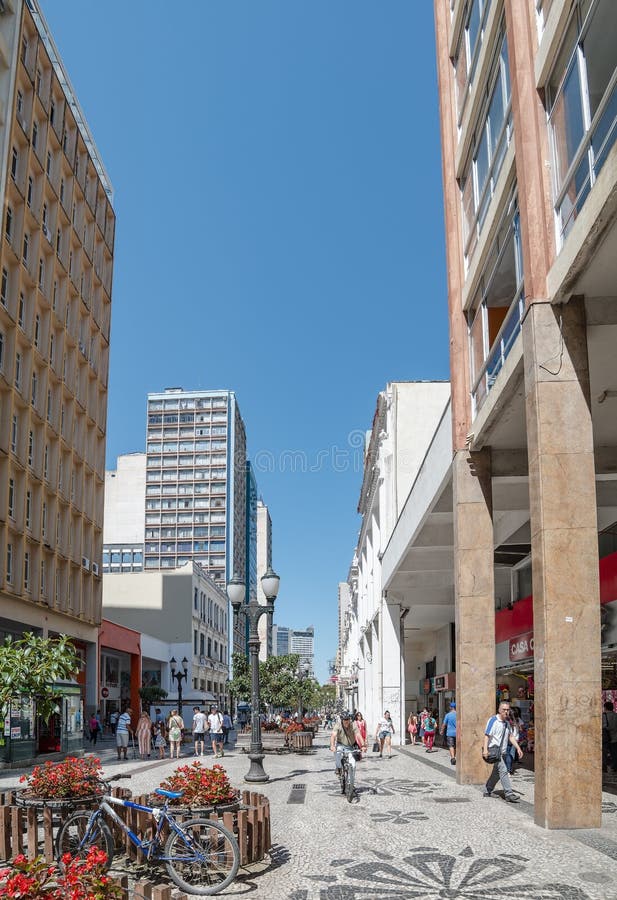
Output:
523,298,601,828
382,599,403,744
453,448,495,784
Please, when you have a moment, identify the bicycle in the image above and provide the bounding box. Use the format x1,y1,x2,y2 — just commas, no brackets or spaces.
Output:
55,774,240,895
339,746,359,803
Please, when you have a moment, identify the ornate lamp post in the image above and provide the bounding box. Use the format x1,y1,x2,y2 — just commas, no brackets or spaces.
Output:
170,656,188,715
228,566,280,783
296,662,311,721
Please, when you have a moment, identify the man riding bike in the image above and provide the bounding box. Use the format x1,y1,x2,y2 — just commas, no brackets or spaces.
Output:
330,710,359,780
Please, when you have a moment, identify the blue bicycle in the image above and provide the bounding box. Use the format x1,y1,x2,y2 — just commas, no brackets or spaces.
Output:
55,775,240,895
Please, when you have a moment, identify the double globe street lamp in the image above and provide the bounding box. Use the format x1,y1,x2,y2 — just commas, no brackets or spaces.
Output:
170,656,188,715
227,566,280,783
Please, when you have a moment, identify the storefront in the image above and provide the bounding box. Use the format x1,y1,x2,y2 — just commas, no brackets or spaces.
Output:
99,620,141,726
494,549,617,757
0,683,83,765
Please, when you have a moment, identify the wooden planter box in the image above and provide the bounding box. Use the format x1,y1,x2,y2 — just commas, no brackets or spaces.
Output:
0,787,270,870
235,732,287,752
288,731,314,752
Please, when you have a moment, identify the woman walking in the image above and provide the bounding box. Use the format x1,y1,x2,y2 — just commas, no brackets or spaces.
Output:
136,710,152,759
375,710,395,759
168,709,185,759
419,707,429,747
407,711,418,746
354,712,367,758
423,709,437,752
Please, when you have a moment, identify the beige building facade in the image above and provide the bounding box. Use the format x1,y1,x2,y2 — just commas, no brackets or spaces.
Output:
434,0,617,827
0,0,114,714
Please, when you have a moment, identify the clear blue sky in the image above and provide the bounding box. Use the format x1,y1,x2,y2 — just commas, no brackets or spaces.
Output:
41,1,449,682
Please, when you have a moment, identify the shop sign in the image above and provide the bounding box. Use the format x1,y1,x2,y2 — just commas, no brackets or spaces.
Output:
101,687,109,699
509,631,534,661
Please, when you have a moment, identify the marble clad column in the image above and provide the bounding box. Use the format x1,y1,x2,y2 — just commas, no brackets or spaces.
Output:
382,599,403,745
453,448,495,785
523,298,601,828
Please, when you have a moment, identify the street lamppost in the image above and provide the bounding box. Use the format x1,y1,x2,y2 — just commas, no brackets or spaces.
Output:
170,656,188,715
227,566,280,783
296,662,311,721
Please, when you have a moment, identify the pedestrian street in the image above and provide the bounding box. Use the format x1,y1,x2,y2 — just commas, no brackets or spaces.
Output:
3,731,617,899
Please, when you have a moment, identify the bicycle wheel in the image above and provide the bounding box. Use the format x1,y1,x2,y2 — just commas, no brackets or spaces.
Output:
56,810,114,867
340,763,347,795
164,817,240,895
346,764,355,803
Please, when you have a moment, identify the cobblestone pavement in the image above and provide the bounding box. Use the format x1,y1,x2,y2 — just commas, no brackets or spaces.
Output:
3,733,617,898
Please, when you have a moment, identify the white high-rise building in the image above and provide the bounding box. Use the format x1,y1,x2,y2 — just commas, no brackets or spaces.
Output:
103,453,146,573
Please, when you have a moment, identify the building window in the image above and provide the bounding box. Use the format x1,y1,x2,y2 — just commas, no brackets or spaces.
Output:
60,178,65,204
24,552,30,591
31,371,37,405
18,294,24,327
34,314,40,347
47,390,52,422
5,206,12,240
11,414,17,452
6,544,12,583
49,333,54,364
28,429,33,465
26,490,31,528
547,0,617,242
50,100,55,126
8,478,14,518
460,30,512,264
27,176,33,207
1,268,8,306
468,191,524,416
40,559,46,595
14,354,21,389
46,151,52,178
32,122,38,150
11,147,17,180
22,232,29,264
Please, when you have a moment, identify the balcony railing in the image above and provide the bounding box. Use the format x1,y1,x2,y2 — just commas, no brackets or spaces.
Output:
471,289,524,416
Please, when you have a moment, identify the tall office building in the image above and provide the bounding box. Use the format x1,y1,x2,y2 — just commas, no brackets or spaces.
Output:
102,452,145,573
434,0,616,827
143,388,247,652
244,461,257,653
0,0,115,729
273,625,314,674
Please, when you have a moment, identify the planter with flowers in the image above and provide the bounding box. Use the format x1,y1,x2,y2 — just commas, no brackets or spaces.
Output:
0,848,122,899
16,756,104,810
153,762,240,816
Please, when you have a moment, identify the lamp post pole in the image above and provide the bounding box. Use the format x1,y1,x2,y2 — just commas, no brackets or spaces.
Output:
228,567,280,784
170,656,188,716
297,662,311,721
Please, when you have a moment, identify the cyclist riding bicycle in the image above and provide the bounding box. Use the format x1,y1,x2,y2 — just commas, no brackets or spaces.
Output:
330,710,359,779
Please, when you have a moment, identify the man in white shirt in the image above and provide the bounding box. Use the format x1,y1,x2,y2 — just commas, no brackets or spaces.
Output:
482,701,523,802
192,706,208,757
208,706,224,758
115,707,133,761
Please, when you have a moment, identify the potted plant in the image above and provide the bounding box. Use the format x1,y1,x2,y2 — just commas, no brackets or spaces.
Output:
16,756,104,809
0,848,122,899
156,761,239,814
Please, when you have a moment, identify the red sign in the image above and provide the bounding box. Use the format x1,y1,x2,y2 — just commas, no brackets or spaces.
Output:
101,687,109,698
509,631,534,661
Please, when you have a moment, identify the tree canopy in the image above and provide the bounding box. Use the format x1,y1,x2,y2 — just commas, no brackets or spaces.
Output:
228,652,321,712
0,633,79,722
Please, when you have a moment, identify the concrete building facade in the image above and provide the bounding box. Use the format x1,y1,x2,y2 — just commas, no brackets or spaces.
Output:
256,498,273,661
0,0,115,724
102,452,145,573
431,0,617,827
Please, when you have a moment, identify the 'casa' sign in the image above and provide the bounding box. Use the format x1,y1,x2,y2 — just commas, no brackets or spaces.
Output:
509,631,534,661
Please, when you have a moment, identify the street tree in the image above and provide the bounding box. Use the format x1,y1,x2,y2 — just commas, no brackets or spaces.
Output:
0,633,79,722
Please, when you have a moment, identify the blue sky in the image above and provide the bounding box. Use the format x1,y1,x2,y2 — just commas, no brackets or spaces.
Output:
40,1,449,682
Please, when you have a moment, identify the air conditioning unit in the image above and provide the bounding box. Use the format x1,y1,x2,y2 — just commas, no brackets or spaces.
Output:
81,556,90,571
91,562,99,576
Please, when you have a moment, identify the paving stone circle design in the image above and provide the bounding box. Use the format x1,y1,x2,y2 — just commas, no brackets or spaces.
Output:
287,846,591,899
601,800,617,814
369,808,429,825
319,776,445,799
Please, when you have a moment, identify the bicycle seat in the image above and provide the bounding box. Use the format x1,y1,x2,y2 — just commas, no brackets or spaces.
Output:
155,789,184,799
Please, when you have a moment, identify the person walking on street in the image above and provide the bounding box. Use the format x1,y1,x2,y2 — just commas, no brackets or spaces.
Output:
109,710,119,736
116,708,133,761
483,701,523,802
192,706,208,756
222,711,232,745
419,707,429,747
440,702,457,764
603,701,617,772
167,709,185,759
208,706,225,758
423,710,437,752
375,710,395,758
88,712,100,746
407,712,418,746
354,712,367,757
152,718,167,758
505,708,521,774
136,710,152,759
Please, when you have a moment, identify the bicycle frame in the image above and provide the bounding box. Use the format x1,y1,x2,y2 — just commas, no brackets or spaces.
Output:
84,794,205,863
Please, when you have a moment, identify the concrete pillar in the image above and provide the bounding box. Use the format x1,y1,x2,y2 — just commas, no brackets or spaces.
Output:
453,448,495,784
523,298,601,828
85,641,98,714
382,599,403,744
